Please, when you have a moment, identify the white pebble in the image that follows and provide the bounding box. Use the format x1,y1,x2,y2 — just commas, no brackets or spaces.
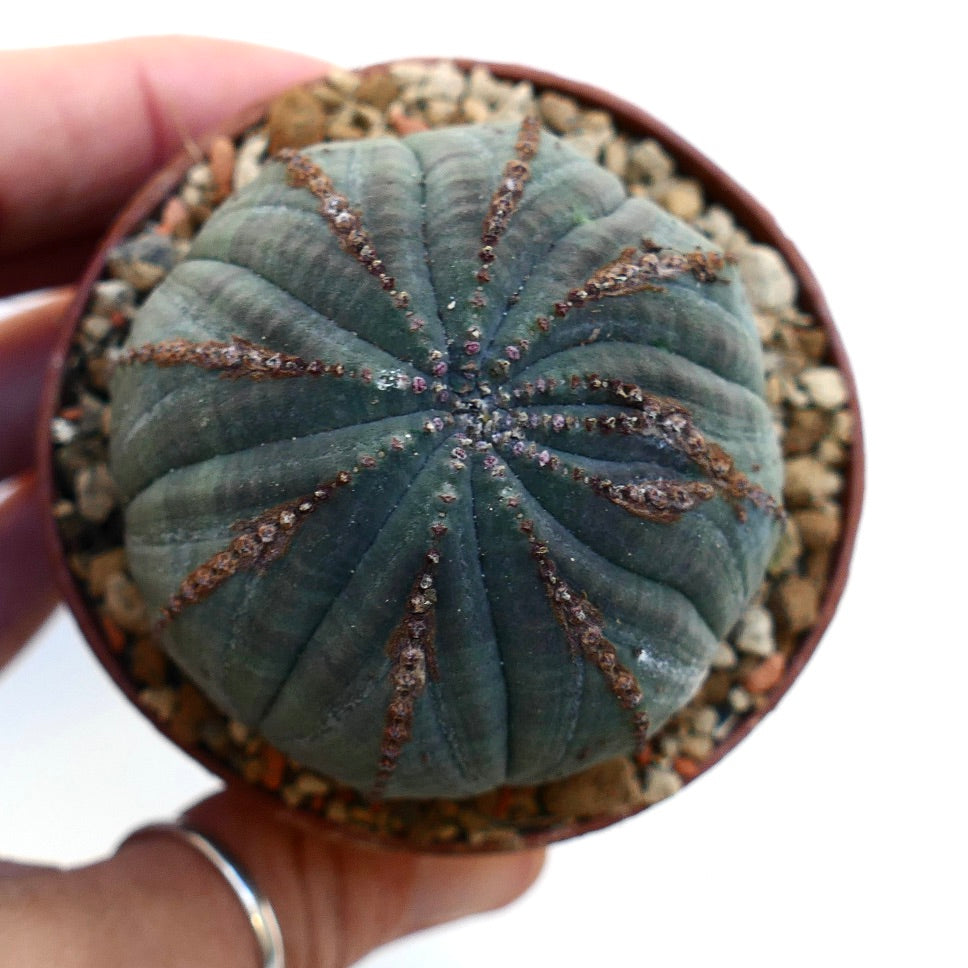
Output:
728,686,753,714
785,456,843,504
680,733,714,760
739,244,797,311
734,606,775,657
234,134,269,192
711,642,738,670
691,705,718,737
799,366,849,410
642,767,683,805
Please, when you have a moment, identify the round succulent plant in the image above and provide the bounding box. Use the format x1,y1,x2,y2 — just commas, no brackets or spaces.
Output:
109,118,783,800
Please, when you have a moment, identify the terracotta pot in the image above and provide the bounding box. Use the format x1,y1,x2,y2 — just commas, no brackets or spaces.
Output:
38,60,864,851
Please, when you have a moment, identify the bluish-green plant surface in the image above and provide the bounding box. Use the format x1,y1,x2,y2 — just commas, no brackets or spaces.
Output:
110,119,782,799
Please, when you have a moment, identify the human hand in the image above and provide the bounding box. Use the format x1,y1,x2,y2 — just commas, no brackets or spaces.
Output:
0,37,544,968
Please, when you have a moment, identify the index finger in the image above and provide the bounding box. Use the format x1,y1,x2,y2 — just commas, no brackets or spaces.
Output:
0,36,327,290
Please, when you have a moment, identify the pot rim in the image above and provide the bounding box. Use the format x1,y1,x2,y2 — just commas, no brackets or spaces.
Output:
37,58,864,852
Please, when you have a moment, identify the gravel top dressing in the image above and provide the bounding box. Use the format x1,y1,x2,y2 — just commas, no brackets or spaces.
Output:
49,61,856,851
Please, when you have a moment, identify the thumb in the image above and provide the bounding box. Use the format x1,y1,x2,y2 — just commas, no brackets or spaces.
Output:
154,787,544,967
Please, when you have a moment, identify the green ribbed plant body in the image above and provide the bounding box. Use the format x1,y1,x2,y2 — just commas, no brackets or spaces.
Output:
110,121,783,799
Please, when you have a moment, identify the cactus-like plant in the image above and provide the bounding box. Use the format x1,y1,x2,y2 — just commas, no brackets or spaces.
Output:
110,118,783,800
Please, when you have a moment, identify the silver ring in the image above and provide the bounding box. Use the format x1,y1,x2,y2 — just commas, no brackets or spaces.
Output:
119,821,285,968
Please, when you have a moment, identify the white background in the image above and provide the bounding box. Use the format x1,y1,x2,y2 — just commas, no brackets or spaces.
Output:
2,3,965,966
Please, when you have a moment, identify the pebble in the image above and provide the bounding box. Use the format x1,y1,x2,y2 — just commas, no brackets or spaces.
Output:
728,686,753,714
467,65,508,105
767,514,803,576
641,766,683,805
818,437,847,467
208,136,235,203
181,162,215,210
424,98,458,127
563,130,609,160
739,244,797,310
539,91,581,133
784,408,830,455
784,455,843,506
679,733,714,760
711,641,738,670
326,800,349,823
799,366,849,410
86,548,127,596
660,179,704,221
170,686,216,747
673,756,702,781
324,67,361,97
807,549,833,588
792,324,827,361
764,373,785,408
74,463,117,523
401,60,466,104
832,409,853,445
713,713,738,742
733,605,776,657
108,231,176,292
103,572,151,634
629,138,674,184
267,87,327,154
604,136,629,178
700,670,732,704
78,392,105,436
582,109,613,132
543,758,646,817
460,95,490,123
775,575,820,634
754,311,779,344
234,134,269,193
131,636,167,687
387,104,428,136
743,652,785,693
694,205,739,249
466,826,525,851
157,197,192,238
293,772,331,797
777,373,811,409
327,108,368,140
794,508,841,549
50,416,78,445
140,686,175,722
91,279,136,318
499,80,537,118
355,72,400,111
80,314,112,343
691,705,718,736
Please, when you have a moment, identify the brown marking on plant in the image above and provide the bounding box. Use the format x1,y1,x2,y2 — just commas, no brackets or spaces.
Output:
371,533,445,799
588,477,717,522
509,378,783,522
527,239,727,331
277,148,401,297
119,336,351,381
520,519,650,754
159,471,352,626
475,115,541,285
